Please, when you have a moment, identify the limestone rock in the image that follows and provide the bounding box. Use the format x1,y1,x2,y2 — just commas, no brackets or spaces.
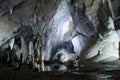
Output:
82,17,120,63
53,49,77,63
9,38,15,50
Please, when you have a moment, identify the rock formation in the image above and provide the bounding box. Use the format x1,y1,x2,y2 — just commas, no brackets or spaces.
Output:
80,17,120,63
0,0,120,66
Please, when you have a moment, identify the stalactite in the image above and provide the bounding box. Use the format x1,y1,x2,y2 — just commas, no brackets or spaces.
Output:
0,0,120,73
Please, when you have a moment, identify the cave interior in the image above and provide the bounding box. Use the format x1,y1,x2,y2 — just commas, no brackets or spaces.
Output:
0,0,120,80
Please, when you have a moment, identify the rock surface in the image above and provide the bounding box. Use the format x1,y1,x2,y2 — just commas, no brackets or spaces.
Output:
80,17,120,63
0,0,120,63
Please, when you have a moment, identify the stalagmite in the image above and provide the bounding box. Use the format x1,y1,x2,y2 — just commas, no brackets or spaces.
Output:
20,36,28,62
9,38,15,50
38,39,44,71
37,48,44,71
81,17,120,63
29,41,34,55
0,0,120,74
28,41,35,69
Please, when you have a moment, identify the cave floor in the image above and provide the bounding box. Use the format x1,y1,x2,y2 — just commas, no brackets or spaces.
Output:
0,62,120,80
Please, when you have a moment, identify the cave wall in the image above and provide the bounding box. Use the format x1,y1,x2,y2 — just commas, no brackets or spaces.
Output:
0,0,119,61
0,0,105,60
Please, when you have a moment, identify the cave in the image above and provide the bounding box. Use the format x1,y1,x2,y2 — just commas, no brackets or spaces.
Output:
0,0,120,80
